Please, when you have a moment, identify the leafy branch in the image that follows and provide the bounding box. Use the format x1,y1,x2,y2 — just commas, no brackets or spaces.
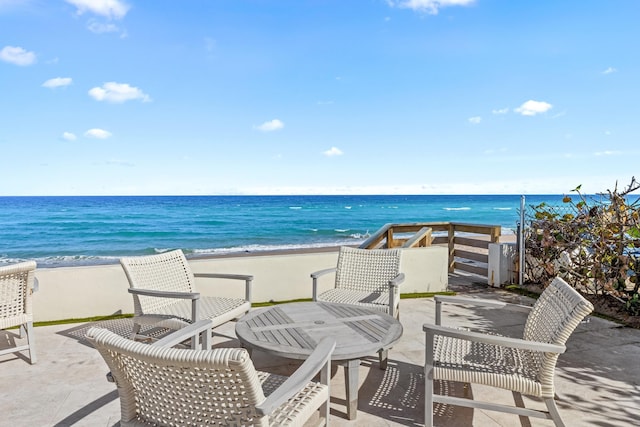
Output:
524,177,640,315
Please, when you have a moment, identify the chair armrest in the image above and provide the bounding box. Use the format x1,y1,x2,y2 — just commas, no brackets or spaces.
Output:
152,319,213,349
194,273,253,281
193,273,253,302
127,288,200,300
311,267,337,301
388,273,405,288
255,337,336,417
423,323,566,354
310,267,336,279
435,295,532,312
387,273,405,318
435,295,532,325
128,288,202,326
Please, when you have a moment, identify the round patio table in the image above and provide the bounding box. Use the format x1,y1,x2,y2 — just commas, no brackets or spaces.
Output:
235,301,403,420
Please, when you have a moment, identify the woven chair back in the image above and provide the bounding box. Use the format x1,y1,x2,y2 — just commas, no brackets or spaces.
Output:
335,246,401,294
0,261,36,330
120,250,197,315
523,276,593,394
86,327,268,426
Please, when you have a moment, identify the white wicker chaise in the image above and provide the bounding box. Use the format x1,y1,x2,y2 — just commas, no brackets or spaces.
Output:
86,323,335,427
311,246,404,318
0,260,37,364
120,249,253,342
423,276,594,427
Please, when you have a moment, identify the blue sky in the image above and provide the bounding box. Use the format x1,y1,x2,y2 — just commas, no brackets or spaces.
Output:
1,0,638,196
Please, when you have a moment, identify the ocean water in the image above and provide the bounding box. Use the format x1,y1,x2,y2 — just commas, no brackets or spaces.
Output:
0,195,565,267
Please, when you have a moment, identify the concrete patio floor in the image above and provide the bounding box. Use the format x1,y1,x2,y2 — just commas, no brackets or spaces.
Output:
2,274,639,426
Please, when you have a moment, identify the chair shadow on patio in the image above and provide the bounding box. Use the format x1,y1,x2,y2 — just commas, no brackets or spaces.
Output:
356,351,636,427
0,330,33,364
52,389,119,427
57,317,137,347
56,317,236,348
553,352,640,427
354,356,474,426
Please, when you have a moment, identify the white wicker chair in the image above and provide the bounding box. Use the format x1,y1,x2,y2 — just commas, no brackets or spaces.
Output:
311,246,404,318
120,249,253,341
86,324,335,427
0,261,37,364
423,276,594,427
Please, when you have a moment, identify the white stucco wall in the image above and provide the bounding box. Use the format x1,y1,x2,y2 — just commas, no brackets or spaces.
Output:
32,246,448,322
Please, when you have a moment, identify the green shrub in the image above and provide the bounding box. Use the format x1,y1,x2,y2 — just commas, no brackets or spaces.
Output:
524,178,640,316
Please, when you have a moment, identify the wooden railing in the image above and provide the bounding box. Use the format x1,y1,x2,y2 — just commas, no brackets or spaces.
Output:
359,222,501,277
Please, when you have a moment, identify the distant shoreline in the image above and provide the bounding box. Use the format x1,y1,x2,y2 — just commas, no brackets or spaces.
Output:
4,231,520,269
188,244,347,261
190,233,518,260
35,234,518,269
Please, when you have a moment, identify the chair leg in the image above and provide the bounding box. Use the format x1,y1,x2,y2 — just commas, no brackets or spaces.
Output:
130,323,141,340
378,349,388,370
320,356,331,426
25,322,36,364
424,329,435,427
545,397,566,427
424,370,434,427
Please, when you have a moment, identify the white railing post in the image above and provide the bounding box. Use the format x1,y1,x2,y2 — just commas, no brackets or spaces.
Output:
519,195,526,285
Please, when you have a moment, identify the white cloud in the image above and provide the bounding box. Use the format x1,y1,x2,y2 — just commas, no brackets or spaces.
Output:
387,0,475,15
0,45,36,66
594,150,621,156
65,0,130,19
87,20,119,33
42,77,72,88
515,100,552,116
256,119,284,132
468,116,481,124
62,132,77,141
492,107,509,115
323,147,343,157
84,128,112,139
88,82,150,103
602,67,617,75
66,1,128,36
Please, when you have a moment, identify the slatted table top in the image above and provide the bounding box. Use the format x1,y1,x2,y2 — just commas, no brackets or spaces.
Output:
235,301,403,361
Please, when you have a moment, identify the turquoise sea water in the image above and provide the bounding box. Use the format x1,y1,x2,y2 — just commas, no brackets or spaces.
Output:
0,195,565,267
